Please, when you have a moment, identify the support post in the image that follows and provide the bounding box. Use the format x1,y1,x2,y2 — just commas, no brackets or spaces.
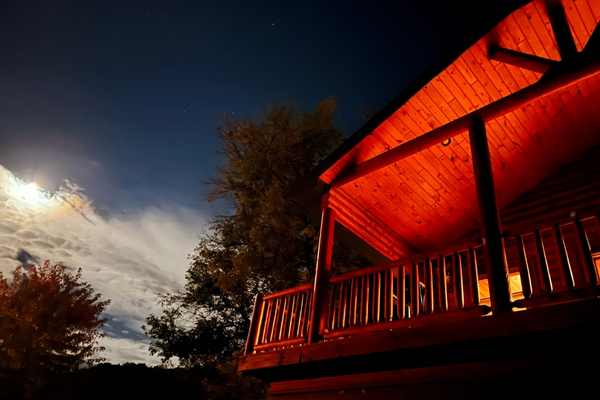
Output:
308,203,335,343
468,115,512,314
244,293,263,355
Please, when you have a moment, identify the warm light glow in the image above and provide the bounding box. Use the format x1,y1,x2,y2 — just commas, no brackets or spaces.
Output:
7,177,57,209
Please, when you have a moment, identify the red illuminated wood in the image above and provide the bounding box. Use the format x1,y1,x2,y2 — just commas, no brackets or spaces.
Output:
489,46,557,73
261,300,273,344
470,248,481,306
245,293,263,355
331,54,600,188
544,0,578,59
439,256,448,311
534,228,554,293
279,296,288,341
399,265,406,319
554,224,576,289
455,253,465,309
263,284,313,300
427,258,435,313
308,207,335,343
270,298,281,343
517,235,533,299
469,115,512,313
574,217,598,285
412,262,420,317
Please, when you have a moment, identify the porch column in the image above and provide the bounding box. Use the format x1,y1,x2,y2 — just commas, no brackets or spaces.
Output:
468,115,512,314
308,198,335,343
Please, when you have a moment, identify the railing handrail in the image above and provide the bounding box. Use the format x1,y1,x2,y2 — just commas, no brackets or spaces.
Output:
262,283,313,300
503,213,597,237
329,261,398,283
329,241,483,284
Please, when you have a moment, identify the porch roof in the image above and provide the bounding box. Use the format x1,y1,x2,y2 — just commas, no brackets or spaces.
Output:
319,0,600,260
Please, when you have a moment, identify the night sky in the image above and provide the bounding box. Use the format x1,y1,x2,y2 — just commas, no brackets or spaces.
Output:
0,0,523,215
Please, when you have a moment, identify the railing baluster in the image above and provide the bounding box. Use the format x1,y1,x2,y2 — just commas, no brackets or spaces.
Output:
296,293,305,338
338,282,345,329
279,297,289,341
574,218,598,286
384,269,389,320
470,248,480,306
341,281,348,329
246,293,264,354
455,253,465,309
440,256,448,311
369,273,377,323
412,261,419,318
261,299,272,344
359,275,365,325
386,268,397,321
450,255,458,309
376,271,382,323
554,224,575,290
364,275,371,325
299,292,308,338
517,235,533,299
463,250,474,307
270,298,280,343
331,282,342,330
352,277,358,326
427,258,435,313
328,284,336,331
399,265,406,319
288,294,297,339
535,228,554,294
348,278,354,326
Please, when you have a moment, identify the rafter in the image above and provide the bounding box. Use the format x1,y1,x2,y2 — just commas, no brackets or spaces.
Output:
544,0,577,60
328,188,416,259
331,51,600,188
489,46,557,73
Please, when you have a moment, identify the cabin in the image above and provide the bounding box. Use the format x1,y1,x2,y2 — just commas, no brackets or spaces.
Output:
239,1,600,398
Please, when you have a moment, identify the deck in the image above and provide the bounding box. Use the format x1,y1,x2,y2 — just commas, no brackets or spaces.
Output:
241,210,600,373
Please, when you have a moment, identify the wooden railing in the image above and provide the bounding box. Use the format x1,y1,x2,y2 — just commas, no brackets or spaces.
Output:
324,244,486,337
244,214,600,354
246,284,312,354
503,214,600,306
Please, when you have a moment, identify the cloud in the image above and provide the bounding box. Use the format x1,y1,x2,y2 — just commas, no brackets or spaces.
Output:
0,164,207,365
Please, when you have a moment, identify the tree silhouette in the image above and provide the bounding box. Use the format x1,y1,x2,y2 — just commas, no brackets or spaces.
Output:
0,261,109,395
145,99,343,368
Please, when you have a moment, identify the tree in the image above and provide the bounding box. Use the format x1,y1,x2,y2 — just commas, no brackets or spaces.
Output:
0,261,109,393
145,99,343,368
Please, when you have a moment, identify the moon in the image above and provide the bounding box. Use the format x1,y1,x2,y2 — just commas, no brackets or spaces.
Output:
7,177,57,209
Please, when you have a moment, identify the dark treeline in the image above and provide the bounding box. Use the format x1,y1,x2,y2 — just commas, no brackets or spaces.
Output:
1,363,263,400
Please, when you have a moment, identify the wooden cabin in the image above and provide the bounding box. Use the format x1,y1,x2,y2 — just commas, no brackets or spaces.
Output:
239,1,600,398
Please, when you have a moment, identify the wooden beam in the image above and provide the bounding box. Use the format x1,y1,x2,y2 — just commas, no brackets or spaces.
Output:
544,0,577,60
489,46,557,73
329,188,416,257
469,116,512,314
308,206,335,343
331,53,600,188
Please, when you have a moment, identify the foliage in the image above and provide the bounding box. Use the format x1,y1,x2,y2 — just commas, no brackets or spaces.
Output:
26,362,264,400
0,261,109,388
145,99,343,368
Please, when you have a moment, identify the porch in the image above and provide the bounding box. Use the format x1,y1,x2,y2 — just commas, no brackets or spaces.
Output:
239,0,600,385
241,211,600,360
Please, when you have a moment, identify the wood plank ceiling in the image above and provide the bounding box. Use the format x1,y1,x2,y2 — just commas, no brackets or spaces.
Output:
320,0,600,260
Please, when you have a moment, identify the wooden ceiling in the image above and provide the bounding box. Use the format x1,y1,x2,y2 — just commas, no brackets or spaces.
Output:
320,0,600,260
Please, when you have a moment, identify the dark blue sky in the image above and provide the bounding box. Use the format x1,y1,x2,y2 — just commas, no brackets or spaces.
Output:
0,1,522,215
